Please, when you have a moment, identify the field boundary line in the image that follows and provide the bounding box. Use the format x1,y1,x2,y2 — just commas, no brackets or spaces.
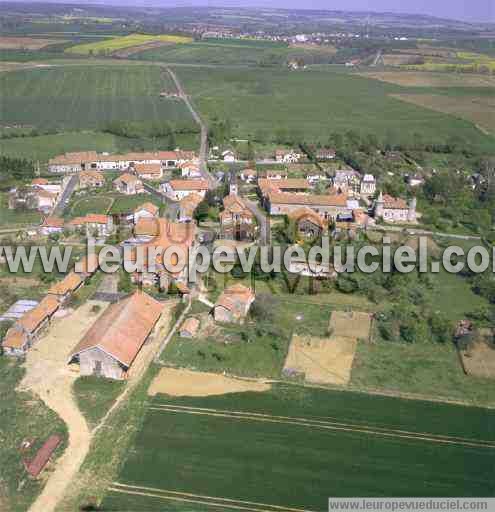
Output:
110,483,318,512
149,405,495,449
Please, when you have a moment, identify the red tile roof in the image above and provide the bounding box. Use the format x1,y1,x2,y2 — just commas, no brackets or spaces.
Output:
24,435,62,477
383,194,408,209
169,179,208,191
269,192,348,207
69,291,163,367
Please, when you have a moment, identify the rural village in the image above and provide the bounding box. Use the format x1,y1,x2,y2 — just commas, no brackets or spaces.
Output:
2,3,495,512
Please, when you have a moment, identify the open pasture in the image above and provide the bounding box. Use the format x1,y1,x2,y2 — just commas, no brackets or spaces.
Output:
0,65,192,130
360,71,495,88
102,384,495,511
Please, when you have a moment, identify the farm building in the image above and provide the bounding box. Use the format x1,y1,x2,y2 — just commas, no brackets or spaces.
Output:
180,317,200,337
67,291,163,379
48,272,84,304
266,192,351,219
24,435,62,478
275,148,302,163
374,193,417,223
214,284,255,324
179,161,202,178
2,296,60,356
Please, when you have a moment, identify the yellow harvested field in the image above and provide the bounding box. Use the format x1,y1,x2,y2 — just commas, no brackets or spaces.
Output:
284,335,357,385
66,33,192,55
148,368,271,397
0,36,65,50
361,71,495,87
391,93,495,135
329,310,372,341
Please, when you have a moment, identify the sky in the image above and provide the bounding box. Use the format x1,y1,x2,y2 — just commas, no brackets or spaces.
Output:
10,0,495,23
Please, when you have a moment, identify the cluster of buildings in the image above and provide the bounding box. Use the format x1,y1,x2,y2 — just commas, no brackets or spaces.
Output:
8,178,62,214
47,150,195,174
2,254,99,357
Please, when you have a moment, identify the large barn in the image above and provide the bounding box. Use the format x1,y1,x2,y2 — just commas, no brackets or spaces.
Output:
67,291,163,380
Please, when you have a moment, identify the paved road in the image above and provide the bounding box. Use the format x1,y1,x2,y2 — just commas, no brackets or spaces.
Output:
164,66,218,190
243,197,271,246
51,174,78,217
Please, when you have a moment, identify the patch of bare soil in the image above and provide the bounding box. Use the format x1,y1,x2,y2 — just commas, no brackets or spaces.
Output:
148,368,271,397
460,338,495,379
284,335,357,385
0,37,65,50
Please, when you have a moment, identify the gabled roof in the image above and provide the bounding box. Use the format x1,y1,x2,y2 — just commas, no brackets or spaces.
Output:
2,328,28,350
215,284,255,312
49,151,98,166
383,194,408,209
288,207,327,228
48,272,83,296
134,217,160,237
32,178,49,186
41,216,64,229
268,192,348,207
114,173,139,185
69,214,109,226
135,202,159,216
17,296,60,334
134,163,162,176
169,179,208,191
68,291,163,367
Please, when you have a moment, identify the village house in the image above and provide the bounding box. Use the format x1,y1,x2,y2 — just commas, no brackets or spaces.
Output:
133,217,160,238
180,317,200,337
32,180,62,195
220,194,256,241
222,150,236,162
133,163,163,181
48,151,99,174
162,179,208,201
240,168,257,183
2,296,60,357
213,284,255,324
126,219,198,289
48,272,84,304
333,169,361,195
360,174,376,196
179,160,202,178
68,214,114,237
178,193,203,222
316,148,336,160
267,192,351,219
134,202,159,224
265,170,288,180
374,192,417,223
258,178,311,196
39,216,65,236
79,170,105,189
48,150,195,173
67,291,163,379
113,173,144,195
288,207,328,238
9,186,58,213
275,148,302,163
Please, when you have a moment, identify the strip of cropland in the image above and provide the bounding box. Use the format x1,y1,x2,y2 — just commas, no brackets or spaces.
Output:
0,64,192,130
172,66,495,153
102,384,495,511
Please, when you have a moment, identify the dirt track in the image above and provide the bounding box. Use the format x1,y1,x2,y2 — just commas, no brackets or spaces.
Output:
19,300,108,512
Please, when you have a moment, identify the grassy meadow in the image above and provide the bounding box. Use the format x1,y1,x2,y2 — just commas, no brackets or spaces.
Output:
102,384,495,511
0,65,192,130
174,66,495,152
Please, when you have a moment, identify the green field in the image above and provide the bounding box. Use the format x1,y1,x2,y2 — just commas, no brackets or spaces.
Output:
174,66,495,152
102,384,495,511
134,40,335,67
0,359,67,512
0,65,191,130
0,192,42,228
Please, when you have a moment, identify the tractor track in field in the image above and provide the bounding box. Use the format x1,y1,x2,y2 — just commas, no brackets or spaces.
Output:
108,482,318,512
149,404,495,450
